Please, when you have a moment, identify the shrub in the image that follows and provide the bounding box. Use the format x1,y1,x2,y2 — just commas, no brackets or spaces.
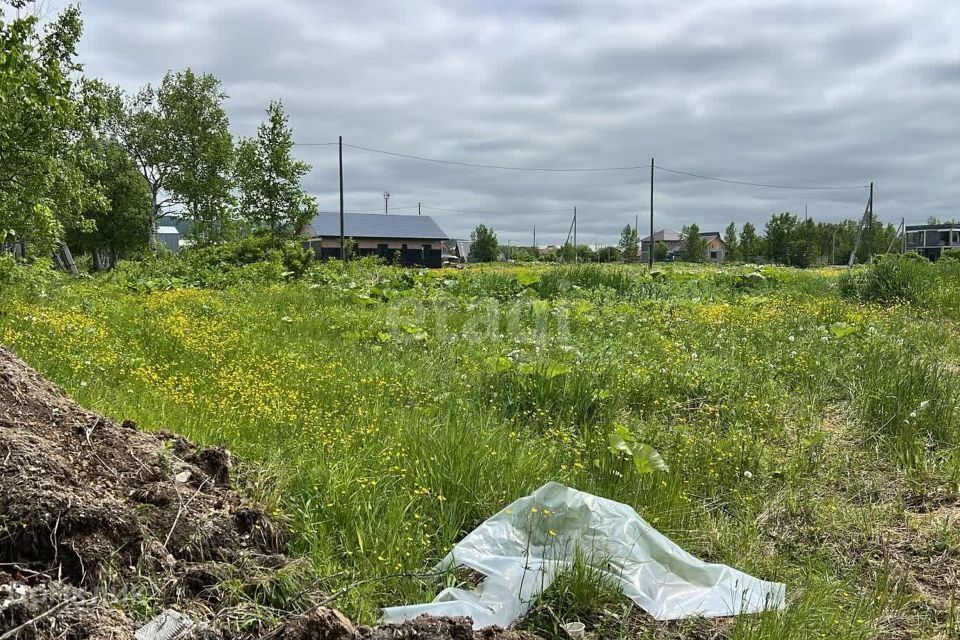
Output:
940,248,960,262
182,233,313,276
838,254,935,305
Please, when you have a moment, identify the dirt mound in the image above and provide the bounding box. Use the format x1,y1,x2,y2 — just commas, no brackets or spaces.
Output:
0,572,131,639
0,345,286,589
272,608,538,640
0,347,539,639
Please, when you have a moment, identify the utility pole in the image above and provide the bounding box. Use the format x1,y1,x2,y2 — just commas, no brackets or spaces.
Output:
649,157,654,268
805,204,808,221
418,202,421,216
635,213,639,262
339,136,345,261
901,216,906,253
533,225,536,248
831,231,836,265
383,192,390,215
866,182,873,256
573,206,578,264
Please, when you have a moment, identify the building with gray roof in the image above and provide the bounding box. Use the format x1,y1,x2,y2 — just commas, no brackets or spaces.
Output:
299,212,449,267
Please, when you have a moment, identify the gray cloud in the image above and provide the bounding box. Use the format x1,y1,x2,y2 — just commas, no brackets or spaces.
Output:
76,0,960,244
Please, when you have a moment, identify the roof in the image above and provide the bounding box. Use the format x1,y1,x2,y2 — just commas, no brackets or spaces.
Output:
906,223,960,230
157,226,180,235
300,213,448,240
699,231,723,240
455,240,473,258
641,228,682,243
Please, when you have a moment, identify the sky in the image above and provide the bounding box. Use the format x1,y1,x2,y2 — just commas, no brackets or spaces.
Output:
74,0,959,245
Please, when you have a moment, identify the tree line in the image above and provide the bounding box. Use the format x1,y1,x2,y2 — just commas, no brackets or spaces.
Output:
468,211,900,266
1,2,316,268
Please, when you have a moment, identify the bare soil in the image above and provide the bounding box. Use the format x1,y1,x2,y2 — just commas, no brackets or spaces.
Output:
0,346,536,639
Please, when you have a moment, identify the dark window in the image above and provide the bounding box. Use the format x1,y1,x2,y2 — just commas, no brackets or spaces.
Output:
422,244,431,253
710,251,718,259
401,243,408,250
377,243,388,252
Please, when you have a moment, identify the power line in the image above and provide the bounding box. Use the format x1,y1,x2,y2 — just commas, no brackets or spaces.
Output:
318,205,569,216
653,164,867,190
298,140,870,190
421,205,570,215
294,141,339,146
341,142,651,172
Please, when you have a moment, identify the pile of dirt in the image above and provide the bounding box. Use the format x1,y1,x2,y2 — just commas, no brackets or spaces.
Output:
271,608,538,640
0,346,537,639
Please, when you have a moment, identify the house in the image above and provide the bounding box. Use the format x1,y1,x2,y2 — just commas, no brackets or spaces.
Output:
905,223,960,260
299,213,449,267
640,228,727,263
157,226,181,253
699,231,727,263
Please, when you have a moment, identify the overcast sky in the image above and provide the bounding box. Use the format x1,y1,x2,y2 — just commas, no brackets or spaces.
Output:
76,0,959,245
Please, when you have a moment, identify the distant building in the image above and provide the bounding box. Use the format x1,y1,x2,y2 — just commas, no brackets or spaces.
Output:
905,223,960,260
454,240,473,263
640,228,727,263
157,226,181,253
699,231,727,263
299,213,449,267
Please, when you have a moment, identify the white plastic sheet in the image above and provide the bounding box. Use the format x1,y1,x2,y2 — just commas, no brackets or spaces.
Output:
382,482,785,629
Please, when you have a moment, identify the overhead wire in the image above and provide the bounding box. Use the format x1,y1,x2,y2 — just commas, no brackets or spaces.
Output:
297,140,868,190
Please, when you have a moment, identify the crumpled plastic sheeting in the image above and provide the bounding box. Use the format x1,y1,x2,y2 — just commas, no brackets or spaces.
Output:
382,482,785,629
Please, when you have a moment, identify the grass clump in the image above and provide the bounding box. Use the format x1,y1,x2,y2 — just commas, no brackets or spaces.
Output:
838,253,935,305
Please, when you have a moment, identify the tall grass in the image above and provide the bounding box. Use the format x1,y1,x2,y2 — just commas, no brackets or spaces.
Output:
1,260,958,638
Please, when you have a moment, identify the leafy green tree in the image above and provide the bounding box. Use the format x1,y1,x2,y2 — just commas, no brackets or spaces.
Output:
653,240,669,261
575,244,596,262
235,100,316,234
596,246,620,262
121,69,234,249
789,217,819,267
680,224,706,262
764,213,798,264
118,83,174,252
739,222,762,262
66,139,150,268
617,224,639,261
0,4,107,256
469,224,498,262
723,222,739,262
559,242,576,262
162,69,234,244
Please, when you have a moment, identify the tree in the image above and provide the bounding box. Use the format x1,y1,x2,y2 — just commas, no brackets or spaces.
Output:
653,240,669,261
575,244,596,262
617,224,639,261
789,217,819,268
739,222,762,262
121,69,234,250
66,139,150,269
0,4,107,256
596,246,619,262
162,69,234,244
234,100,316,234
470,224,498,262
723,222,739,262
559,242,576,262
679,224,706,262
764,213,798,264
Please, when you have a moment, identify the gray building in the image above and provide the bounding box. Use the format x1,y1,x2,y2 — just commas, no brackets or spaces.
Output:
905,223,960,260
299,213,449,267
157,226,181,253
640,228,727,263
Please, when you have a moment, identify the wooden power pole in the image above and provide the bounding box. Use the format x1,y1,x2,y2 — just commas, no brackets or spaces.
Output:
339,136,345,261
649,157,654,268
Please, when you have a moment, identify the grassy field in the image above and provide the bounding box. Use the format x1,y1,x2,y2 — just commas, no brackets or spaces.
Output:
2,259,959,638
